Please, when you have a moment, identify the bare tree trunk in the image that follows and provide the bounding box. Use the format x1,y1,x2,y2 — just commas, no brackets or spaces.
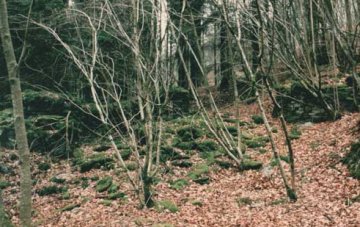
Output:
0,0,32,226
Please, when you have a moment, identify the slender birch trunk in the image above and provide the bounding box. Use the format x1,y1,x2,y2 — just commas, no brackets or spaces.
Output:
0,0,32,225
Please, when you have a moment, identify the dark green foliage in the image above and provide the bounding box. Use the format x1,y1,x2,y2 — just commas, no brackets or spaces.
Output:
9,153,18,161
342,142,360,179
289,127,302,140
177,126,203,142
61,191,70,200
120,148,132,160
196,141,218,153
172,138,197,150
108,192,126,200
193,177,210,185
244,136,269,148
159,146,181,162
107,184,119,193
96,177,113,192
169,86,192,115
188,164,209,182
50,177,66,184
38,162,51,171
240,159,263,171
251,115,264,124
125,162,138,171
171,160,192,168
0,164,13,175
273,84,359,123
245,139,265,148
94,145,111,152
286,186,297,202
37,185,66,196
226,126,238,136
0,181,11,189
78,156,114,173
215,160,233,169
169,179,189,190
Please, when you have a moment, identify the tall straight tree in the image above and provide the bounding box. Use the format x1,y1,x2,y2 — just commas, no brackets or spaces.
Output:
0,0,32,226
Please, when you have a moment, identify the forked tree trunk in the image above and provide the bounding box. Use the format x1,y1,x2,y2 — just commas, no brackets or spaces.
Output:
0,0,32,226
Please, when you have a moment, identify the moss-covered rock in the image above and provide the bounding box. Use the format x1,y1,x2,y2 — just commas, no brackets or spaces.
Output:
50,177,66,184
125,161,138,171
0,181,11,190
172,139,197,150
240,159,263,171
251,115,264,124
107,184,119,193
169,179,189,190
37,185,66,196
60,203,80,212
171,160,192,168
78,155,114,173
215,160,233,169
188,163,209,182
159,146,181,162
94,144,111,152
156,200,179,213
108,192,126,200
176,126,203,142
95,177,113,192
289,126,302,140
343,142,360,179
196,141,218,153
193,177,210,185
38,162,51,171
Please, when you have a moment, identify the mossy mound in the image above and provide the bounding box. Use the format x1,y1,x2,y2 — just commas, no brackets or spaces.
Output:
240,159,263,171
50,177,66,184
171,160,192,168
156,200,179,213
176,126,203,142
77,154,114,173
251,115,264,124
169,179,189,190
96,177,113,192
244,136,269,148
172,139,197,150
188,163,210,184
343,142,360,179
159,146,181,162
0,181,11,190
37,185,67,196
108,192,126,200
60,203,80,212
38,162,51,171
289,126,302,140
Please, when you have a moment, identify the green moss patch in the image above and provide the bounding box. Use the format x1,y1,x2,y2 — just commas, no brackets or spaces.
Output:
169,179,189,190
251,115,264,124
95,177,113,192
343,142,360,179
60,203,80,212
0,181,11,189
240,159,263,171
78,155,114,173
176,126,203,142
38,162,51,171
37,185,66,196
156,200,179,213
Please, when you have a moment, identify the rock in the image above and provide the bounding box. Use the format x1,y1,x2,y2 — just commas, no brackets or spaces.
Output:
95,177,113,192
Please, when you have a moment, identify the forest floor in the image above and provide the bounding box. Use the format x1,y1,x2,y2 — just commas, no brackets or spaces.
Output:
2,101,360,227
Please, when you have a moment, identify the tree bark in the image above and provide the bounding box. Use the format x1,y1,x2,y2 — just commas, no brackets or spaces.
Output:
0,0,32,226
